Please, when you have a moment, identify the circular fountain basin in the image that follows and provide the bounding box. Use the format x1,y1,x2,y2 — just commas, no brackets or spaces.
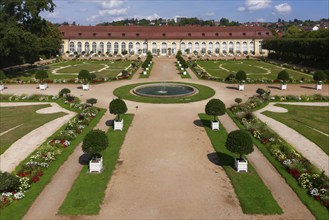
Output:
133,83,198,98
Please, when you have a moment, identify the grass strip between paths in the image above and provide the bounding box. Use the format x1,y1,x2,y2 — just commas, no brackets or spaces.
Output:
199,113,282,214
227,110,328,220
58,114,134,215
0,109,106,220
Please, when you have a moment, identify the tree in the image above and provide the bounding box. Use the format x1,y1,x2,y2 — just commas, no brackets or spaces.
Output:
256,88,266,96
234,98,242,105
87,98,97,106
235,70,247,83
109,98,127,121
82,129,108,158
205,99,226,121
313,71,326,83
78,70,91,84
0,172,20,193
277,70,290,84
35,70,48,83
225,130,253,159
90,73,97,81
59,88,71,97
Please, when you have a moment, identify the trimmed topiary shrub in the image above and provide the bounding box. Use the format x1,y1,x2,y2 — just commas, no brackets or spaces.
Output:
205,99,226,121
234,98,242,105
313,71,326,83
78,70,91,83
87,98,97,106
256,88,266,96
59,88,71,97
82,129,108,158
226,130,253,159
235,70,247,83
109,98,127,120
35,70,48,83
0,172,20,193
277,70,290,84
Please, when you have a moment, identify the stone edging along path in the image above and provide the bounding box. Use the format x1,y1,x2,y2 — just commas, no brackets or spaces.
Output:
0,102,76,172
254,102,329,175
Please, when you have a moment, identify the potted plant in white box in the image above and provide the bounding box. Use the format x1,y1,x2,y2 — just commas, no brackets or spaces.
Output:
35,70,48,90
78,69,91,91
277,70,290,90
235,70,247,91
313,71,326,90
205,99,226,130
225,130,253,172
82,129,109,173
109,98,128,131
0,70,6,91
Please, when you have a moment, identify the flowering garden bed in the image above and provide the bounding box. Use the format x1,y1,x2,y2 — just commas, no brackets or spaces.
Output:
0,94,106,220
228,94,329,219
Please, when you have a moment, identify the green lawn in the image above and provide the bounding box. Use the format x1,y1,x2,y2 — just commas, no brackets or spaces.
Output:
196,60,312,80
58,114,134,215
262,104,329,155
0,105,66,154
113,82,215,103
199,114,282,214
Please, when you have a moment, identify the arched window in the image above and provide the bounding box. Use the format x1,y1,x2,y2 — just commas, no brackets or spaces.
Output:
107,42,111,54
194,42,199,53
242,42,247,54
69,42,75,53
128,42,133,53
187,42,192,54
142,42,148,54
92,42,97,53
99,42,104,54
201,42,206,54
85,42,90,53
222,42,227,53
77,42,82,54
172,42,177,54
121,42,126,53
136,42,140,54
249,41,254,53
259,41,262,53
215,42,220,54
152,42,157,54
161,42,167,54
114,42,119,53
229,42,234,53
180,42,185,53
208,42,213,53
236,42,240,53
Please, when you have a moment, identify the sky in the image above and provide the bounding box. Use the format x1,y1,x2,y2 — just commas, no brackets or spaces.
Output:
41,0,329,25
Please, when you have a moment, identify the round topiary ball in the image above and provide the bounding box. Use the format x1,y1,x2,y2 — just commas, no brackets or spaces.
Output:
109,98,127,120
225,130,253,159
277,70,290,82
313,71,326,82
82,129,108,157
78,70,91,81
205,99,226,121
35,70,48,82
0,172,20,193
235,70,247,82
59,88,71,97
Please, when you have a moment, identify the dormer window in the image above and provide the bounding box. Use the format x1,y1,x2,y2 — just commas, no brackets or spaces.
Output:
258,32,261,36
61,32,65,35
266,32,269,35
78,33,82,36
202,33,205,36
229,33,232,36
122,33,126,37
108,33,111,36
93,33,96,36
188,33,191,37
162,33,166,37
242,33,246,36
136,33,140,37
215,33,219,36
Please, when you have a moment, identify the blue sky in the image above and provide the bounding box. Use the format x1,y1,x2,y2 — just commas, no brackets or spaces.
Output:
41,0,329,25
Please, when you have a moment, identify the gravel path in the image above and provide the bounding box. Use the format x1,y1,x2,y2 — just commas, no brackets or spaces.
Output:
0,102,76,172
254,102,329,175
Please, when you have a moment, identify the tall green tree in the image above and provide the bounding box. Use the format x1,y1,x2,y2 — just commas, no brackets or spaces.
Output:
0,0,61,68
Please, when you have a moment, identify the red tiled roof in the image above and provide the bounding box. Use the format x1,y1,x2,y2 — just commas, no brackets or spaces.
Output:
59,25,272,40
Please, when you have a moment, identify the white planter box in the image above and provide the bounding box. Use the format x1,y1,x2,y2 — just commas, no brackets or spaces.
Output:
82,84,89,91
181,68,184,71
39,84,47,90
280,84,287,90
0,84,4,91
177,61,180,64
183,71,187,75
114,119,124,131
179,64,182,67
238,84,244,91
235,158,248,172
316,84,322,90
146,67,149,71
211,121,220,130
148,64,151,67
89,157,103,173
143,71,147,75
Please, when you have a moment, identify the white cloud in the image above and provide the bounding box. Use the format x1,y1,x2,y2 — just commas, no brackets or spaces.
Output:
205,12,215,16
133,13,161,20
257,18,266,22
99,8,128,16
87,0,129,22
238,0,272,12
274,3,292,14
100,0,124,9
79,8,87,12
47,11,61,19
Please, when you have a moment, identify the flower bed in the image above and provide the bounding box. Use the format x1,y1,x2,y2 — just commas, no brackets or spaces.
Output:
229,96,329,210
0,95,101,209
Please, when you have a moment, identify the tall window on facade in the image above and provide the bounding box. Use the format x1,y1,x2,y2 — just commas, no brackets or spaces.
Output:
208,42,213,53
215,42,220,54
128,42,133,53
242,42,248,54
121,42,126,53
114,42,119,53
136,42,140,54
180,42,185,53
172,42,176,54
222,42,227,53
142,42,147,54
107,42,111,54
85,42,90,54
229,42,234,53
92,42,97,53
161,42,167,54
201,42,206,54
249,41,254,53
99,42,104,54
236,42,241,53
187,42,192,54
259,41,262,53
194,42,199,53
69,42,75,53
152,42,157,54
77,42,82,54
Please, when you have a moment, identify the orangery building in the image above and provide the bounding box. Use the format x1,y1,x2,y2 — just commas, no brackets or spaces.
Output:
59,26,273,57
